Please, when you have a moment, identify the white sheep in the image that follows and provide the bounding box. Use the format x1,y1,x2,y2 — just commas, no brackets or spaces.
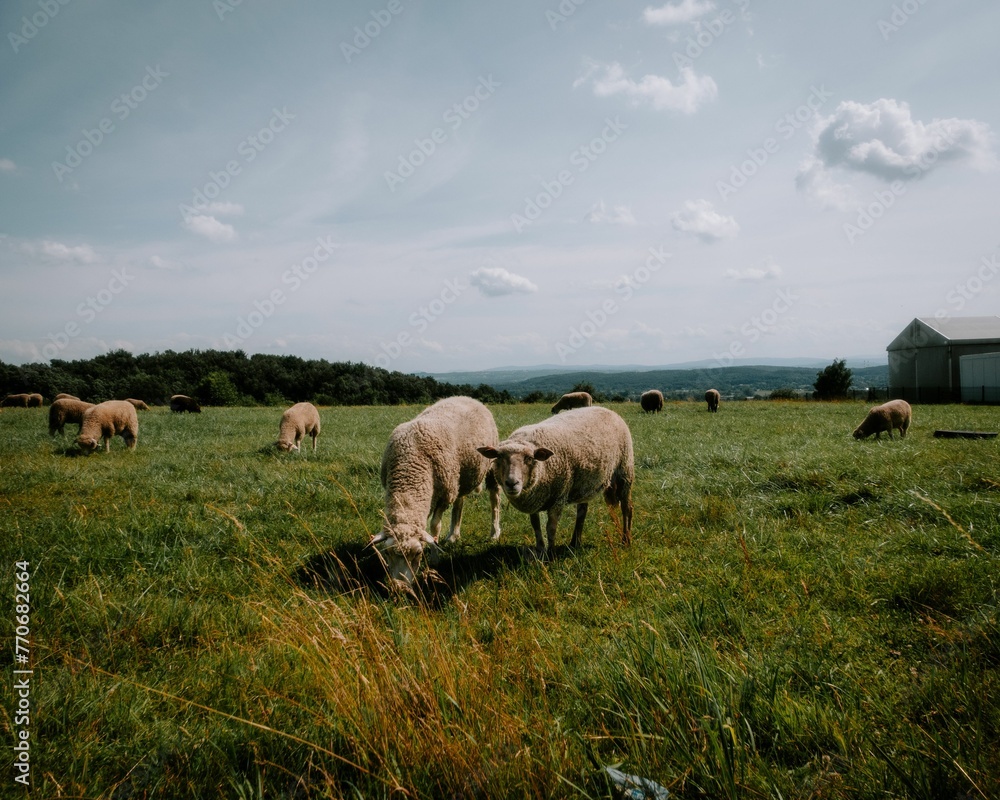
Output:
49,398,94,436
640,389,664,413
478,405,634,558
276,402,321,451
551,391,593,414
76,400,139,453
853,399,912,440
705,388,720,412
370,396,501,587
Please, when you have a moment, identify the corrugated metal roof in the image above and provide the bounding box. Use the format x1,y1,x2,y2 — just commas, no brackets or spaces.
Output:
918,316,1000,341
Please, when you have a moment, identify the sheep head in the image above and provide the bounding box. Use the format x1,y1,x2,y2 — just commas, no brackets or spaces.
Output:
370,525,441,588
76,435,100,453
478,444,553,497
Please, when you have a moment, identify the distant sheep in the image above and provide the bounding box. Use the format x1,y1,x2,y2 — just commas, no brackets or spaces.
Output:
76,400,138,453
478,406,634,558
54,393,79,401
705,389,720,412
853,399,912,440
276,402,321,452
125,398,150,411
169,394,201,413
1,394,30,408
371,396,501,587
49,398,94,436
640,389,664,413
27,393,43,407
551,391,593,414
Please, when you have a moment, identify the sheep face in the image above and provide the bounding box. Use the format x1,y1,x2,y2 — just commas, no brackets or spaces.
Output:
371,526,441,588
478,444,553,497
76,436,100,454
276,439,299,452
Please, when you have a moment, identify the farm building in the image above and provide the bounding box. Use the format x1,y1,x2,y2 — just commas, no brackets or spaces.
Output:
887,316,1000,403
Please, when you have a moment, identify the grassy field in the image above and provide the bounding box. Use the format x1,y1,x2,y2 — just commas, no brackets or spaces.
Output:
2,400,999,799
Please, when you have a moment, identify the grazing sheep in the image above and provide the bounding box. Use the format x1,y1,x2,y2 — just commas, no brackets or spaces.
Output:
75,400,139,453
125,398,150,410
640,389,664,413
853,399,912,440
371,396,501,588
169,394,201,413
49,398,94,436
1,394,30,408
27,393,43,407
54,393,79,401
551,391,593,414
276,402,321,452
705,388,720,412
478,406,634,558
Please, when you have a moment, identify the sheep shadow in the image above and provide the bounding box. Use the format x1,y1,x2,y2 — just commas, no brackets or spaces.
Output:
295,540,581,606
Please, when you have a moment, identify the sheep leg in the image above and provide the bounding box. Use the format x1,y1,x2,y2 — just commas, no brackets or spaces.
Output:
428,502,446,540
620,488,633,545
529,513,546,558
544,506,563,557
569,503,588,548
440,496,465,544
488,478,502,541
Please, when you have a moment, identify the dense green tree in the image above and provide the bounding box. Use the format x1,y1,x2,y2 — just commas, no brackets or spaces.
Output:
813,358,853,400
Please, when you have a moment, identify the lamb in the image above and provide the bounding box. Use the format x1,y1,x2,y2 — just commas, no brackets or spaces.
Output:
1,394,30,408
125,398,150,410
276,402,321,452
853,399,912,440
370,396,501,587
49,398,94,436
170,394,201,413
478,406,634,558
75,400,139,453
640,389,664,413
551,391,593,414
705,388,720,412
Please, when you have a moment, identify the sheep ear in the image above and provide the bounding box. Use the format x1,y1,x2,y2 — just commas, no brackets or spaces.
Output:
369,532,394,549
477,446,500,459
533,447,554,461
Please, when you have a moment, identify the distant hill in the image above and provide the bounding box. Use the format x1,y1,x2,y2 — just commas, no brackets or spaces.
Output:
424,363,890,400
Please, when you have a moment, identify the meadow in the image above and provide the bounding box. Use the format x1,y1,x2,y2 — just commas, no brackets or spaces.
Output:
1,400,998,799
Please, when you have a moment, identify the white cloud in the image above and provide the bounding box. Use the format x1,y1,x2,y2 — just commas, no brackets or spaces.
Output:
724,260,782,281
795,157,855,210
0,158,15,172
23,240,99,263
808,98,995,183
587,201,636,226
469,267,538,297
183,214,237,243
643,0,715,25
149,255,182,270
671,199,739,242
588,63,717,114
204,201,244,216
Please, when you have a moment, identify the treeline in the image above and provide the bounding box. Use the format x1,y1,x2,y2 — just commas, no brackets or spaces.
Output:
0,349,515,407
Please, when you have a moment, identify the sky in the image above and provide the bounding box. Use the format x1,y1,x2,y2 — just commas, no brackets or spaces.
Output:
1,0,998,373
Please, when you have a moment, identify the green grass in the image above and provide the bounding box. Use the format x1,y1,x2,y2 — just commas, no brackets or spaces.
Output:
2,401,999,798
